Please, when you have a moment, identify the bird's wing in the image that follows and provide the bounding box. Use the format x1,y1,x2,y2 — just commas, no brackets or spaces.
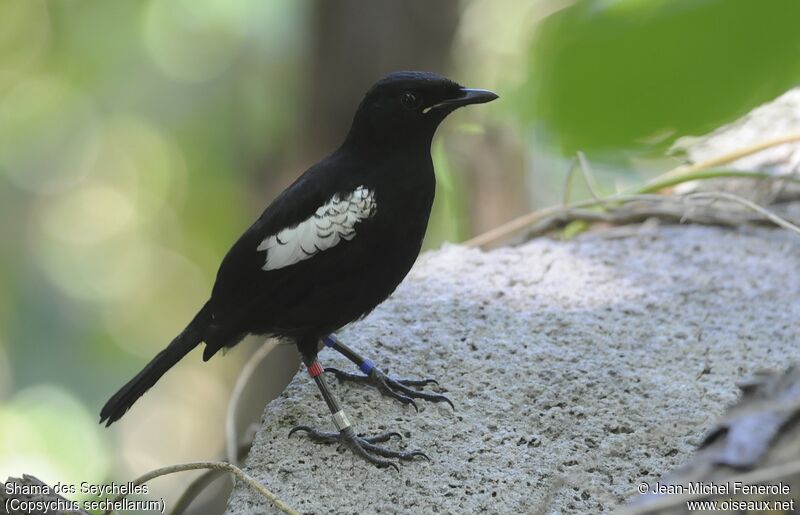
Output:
256,185,376,271
210,163,376,307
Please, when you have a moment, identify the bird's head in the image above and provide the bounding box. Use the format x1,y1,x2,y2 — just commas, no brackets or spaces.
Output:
345,71,498,149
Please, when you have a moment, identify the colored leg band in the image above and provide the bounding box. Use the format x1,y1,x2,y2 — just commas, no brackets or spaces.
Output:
322,335,337,348
331,410,352,431
359,359,376,375
307,361,324,378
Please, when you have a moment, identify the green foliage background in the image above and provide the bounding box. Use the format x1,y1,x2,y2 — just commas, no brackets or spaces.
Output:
525,0,800,155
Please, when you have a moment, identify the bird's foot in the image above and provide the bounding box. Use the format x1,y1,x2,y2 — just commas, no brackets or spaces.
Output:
324,366,454,411
288,426,427,470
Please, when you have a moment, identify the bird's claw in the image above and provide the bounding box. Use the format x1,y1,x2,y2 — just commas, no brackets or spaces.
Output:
289,426,427,470
325,366,454,410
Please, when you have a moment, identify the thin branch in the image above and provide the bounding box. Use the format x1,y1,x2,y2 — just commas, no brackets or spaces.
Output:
685,191,800,236
634,169,782,195
576,151,601,201
561,153,599,206
464,186,740,248
103,461,298,515
464,169,800,248
521,198,762,239
654,132,800,182
171,468,227,515
465,131,800,248
561,157,578,205
226,341,277,464
765,158,800,204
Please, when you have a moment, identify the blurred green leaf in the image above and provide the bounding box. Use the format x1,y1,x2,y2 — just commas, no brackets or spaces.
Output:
0,386,109,492
522,0,800,155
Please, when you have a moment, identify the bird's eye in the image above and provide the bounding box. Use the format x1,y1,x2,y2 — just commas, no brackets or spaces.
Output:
400,92,421,109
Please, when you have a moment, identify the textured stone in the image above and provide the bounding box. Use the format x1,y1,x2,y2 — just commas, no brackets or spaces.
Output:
226,224,800,514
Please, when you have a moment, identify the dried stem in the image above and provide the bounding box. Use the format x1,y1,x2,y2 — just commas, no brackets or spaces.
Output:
465,131,800,248
103,461,298,515
685,191,800,236
653,132,800,182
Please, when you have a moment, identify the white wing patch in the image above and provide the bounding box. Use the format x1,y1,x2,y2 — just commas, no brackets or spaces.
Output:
257,186,377,271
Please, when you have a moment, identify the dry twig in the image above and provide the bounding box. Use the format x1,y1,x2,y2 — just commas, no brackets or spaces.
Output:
102,461,298,515
465,133,800,248
685,191,800,236
653,132,800,183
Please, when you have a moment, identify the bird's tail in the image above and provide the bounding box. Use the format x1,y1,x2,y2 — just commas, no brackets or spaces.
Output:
99,302,212,426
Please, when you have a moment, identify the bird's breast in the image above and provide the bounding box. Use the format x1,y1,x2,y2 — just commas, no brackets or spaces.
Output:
370,179,434,266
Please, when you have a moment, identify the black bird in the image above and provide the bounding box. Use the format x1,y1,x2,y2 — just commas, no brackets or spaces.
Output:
100,71,497,468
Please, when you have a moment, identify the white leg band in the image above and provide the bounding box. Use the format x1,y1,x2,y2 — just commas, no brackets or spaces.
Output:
331,410,351,431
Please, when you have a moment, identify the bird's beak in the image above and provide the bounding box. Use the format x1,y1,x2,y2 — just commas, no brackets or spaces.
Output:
423,88,499,113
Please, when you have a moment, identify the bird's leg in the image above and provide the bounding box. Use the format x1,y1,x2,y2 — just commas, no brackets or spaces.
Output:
289,357,428,470
321,334,454,411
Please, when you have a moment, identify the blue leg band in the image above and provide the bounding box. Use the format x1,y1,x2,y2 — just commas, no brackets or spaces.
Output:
322,335,337,348
359,359,376,375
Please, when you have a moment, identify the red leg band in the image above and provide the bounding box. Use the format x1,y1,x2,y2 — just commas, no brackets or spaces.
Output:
307,361,324,378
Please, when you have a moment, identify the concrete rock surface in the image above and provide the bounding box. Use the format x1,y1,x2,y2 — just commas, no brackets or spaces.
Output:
225,224,800,514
